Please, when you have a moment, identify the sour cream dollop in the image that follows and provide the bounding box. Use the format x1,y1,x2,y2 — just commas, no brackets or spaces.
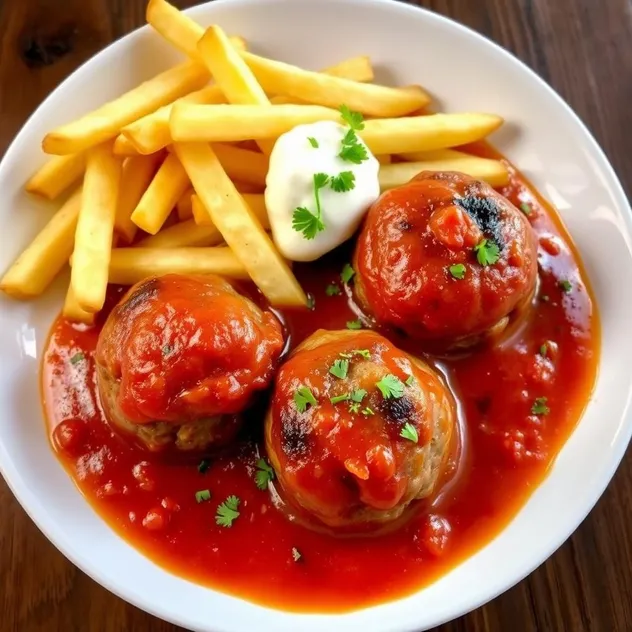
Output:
265,121,380,262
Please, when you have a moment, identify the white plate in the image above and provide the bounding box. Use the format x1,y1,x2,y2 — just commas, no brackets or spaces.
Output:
0,0,630,631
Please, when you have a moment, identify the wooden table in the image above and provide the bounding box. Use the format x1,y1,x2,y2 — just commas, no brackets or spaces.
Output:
0,0,630,630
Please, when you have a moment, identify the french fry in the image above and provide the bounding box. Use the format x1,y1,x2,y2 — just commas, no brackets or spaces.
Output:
321,56,373,82
43,60,209,155
137,219,221,248
0,188,82,299
107,247,249,284
176,188,194,221
71,144,122,312
25,154,86,200
213,144,268,187
379,151,510,190
115,154,163,243
360,113,504,155
113,135,140,156
146,0,246,61
170,103,340,143
192,193,269,229
376,155,392,165
241,51,429,117
174,142,307,307
63,283,95,325
122,85,226,154
130,152,190,235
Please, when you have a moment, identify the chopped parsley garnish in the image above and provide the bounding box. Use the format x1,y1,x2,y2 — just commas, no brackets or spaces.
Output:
350,389,367,403
531,397,550,416
329,358,349,379
346,319,363,330
292,172,329,240
349,402,361,414
339,349,370,360
294,386,317,412
474,239,500,266
308,137,319,148
69,352,85,365
338,105,369,164
330,393,351,404
307,294,316,310
198,458,211,474
340,263,355,283
339,105,365,131
326,283,341,296
195,489,211,503
254,458,275,490
292,547,302,562
376,374,405,399
361,406,375,416
331,171,356,192
400,423,419,443
215,495,240,527
449,264,466,280
539,343,548,357
405,375,415,386
559,280,572,293
520,202,532,216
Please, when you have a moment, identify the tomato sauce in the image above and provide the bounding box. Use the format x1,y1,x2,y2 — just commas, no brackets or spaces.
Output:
41,153,599,613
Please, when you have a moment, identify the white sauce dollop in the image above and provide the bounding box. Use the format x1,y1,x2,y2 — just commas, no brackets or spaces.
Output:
265,121,380,262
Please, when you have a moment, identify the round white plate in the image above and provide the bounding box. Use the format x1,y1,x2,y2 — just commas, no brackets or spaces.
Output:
0,0,630,630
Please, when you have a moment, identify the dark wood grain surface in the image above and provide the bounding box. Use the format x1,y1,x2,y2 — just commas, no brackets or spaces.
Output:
0,0,631,630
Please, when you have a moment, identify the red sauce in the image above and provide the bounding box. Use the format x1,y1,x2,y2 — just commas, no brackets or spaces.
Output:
42,152,599,613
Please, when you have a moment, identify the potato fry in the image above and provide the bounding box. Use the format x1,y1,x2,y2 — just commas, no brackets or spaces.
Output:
213,144,268,187
25,154,86,200
108,247,248,284
43,60,209,155
192,193,269,229
321,56,373,82
170,103,339,143
122,85,226,154
137,219,221,248
0,188,82,299
379,152,510,190
176,188,194,221
241,51,429,117
146,0,246,60
71,144,122,312
115,154,163,243
174,142,306,307
131,152,190,235
360,113,504,155
63,283,95,325
113,135,140,156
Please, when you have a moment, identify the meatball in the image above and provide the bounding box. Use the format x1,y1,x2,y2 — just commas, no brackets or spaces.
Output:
265,329,455,531
353,171,538,348
96,274,285,453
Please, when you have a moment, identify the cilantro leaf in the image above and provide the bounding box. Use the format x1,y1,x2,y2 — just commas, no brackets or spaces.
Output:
400,423,419,443
474,239,500,266
350,389,367,403
326,283,341,296
294,386,317,412
376,374,405,399
292,206,323,240
339,105,365,131
531,397,550,416
520,202,532,216
329,359,349,379
361,406,375,416
559,280,572,293
70,352,85,365
330,393,351,404
339,141,369,164
254,458,275,490
340,263,355,283
314,172,330,189
449,264,466,280
346,319,363,330
330,171,356,192
348,402,361,414
405,375,415,386
308,137,319,148
539,343,548,357
195,489,211,503
215,495,240,527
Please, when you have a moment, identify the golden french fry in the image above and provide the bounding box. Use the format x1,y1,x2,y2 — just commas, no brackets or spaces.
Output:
122,85,226,154
170,103,340,143
360,113,504,155
192,193,268,229
113,135,140,156
213,144,268,187
71,144,122,312
0,188,82,299
176,188,194,221
174,142,307,307
25,154,86,200
137,219,221,248
379,152,510,190
130,152,190,235
115,154,163,243
146,0,246,60
321,56,373,82
108,247,248,284
63,283,95,325
241,51,429,117
43,61,209,155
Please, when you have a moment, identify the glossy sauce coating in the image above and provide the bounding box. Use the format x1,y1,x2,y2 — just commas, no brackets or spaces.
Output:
42,150,599,612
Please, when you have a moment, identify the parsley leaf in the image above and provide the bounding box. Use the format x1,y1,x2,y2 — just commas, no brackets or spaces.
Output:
405,375,415,386
348,402,361,414
326,283,341,296
400,423,419,443
376,374,405,399
70,352,85,365
308,137,319,148
215,495,240,527
292,206,323,240
340,349,370,360
474,239,500,266
313,172,329,189
361,406,375,416
294,386,317,412
350,389,367,403
346,319,363,330
198,458,211,474
531,397,550,415
340,263,355,283
339,105,365,131
330,393,351,404
195,489,211,503
559,280,572,293
292,547,302,562
330,171,356,192
254,458,275,490
329,359,349,379
540,343,548,357
520,202,532,216
339,140,369,164
449,264,466,280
